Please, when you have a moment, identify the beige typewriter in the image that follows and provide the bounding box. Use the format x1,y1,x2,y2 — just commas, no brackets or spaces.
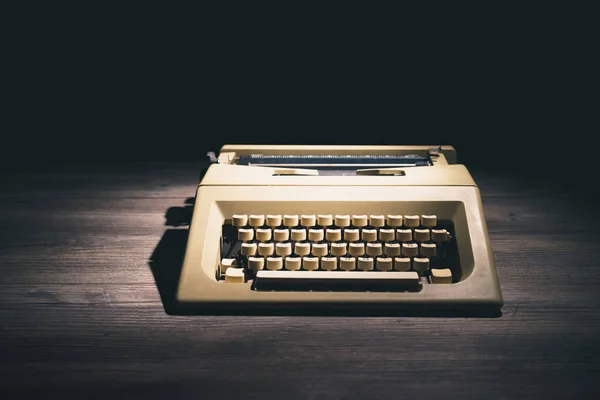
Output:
176,145,503,314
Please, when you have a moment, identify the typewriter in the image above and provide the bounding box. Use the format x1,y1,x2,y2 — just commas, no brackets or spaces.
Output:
176,145,503,314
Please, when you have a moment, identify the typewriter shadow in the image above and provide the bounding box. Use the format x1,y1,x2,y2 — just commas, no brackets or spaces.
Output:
149,228,189,315
149,227,501,317
164,197,195,227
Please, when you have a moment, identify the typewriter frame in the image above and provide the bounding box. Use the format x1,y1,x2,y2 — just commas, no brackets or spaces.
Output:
175,145,503,314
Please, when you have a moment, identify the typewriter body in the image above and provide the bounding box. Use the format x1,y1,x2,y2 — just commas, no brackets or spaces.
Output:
176,145,503,314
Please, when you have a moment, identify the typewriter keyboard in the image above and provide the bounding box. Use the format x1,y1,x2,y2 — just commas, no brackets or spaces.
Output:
219,214,460,291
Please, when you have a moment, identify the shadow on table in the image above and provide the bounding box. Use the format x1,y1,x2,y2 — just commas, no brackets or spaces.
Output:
164,197,195,227
148,196,194,314
149,203,501,317
149,228,190,315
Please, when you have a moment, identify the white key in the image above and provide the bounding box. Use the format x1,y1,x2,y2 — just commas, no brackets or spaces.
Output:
241,242,257,257
421,215,437,228
357,256,374,271
396,229,412,242
285,256,302,271
311,243,328,258
376,257,393,271
249,214,264,228
384,243,401,257
248,257,264,272
294,242,311,256
221,258,237,274
283,215,299,228
369,215,385,228
404,215,420,228
317,214,333,227
413,257,430,275
352,215,368,228
326,228,342,242
366,242,383,257
402,243,419,257
290,228,307,241
432,229,450,243
361,228,377,242
431,268,453,284
379,228,395,242
225,267,245,283
266,256,283,271
349,242,365,257
266,215,282,228
344,228,360,242
308,229,324,242
394,257,411,271
276,242,292,258
321,256,337,271
256,228,272,242
273,228,289,242
232,214,248,227
303,256,319,271
238,228,254,242
258,242,275,257
387,215,403,227
414,229,430,242
420,243,437,258
301,215,316,228
334,215,351,228
330,242,347,257
340,257,356,271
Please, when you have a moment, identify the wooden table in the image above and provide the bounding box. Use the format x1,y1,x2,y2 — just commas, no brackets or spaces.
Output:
1,161,599,399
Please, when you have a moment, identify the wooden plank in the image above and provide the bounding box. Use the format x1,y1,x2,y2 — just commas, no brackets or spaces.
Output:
1,302,598,339
1,368,596,400
1,262,599,309
0,305,598,398
1,162,596,199
0,162,203,199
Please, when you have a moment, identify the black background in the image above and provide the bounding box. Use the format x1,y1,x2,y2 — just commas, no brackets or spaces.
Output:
5,6,595,176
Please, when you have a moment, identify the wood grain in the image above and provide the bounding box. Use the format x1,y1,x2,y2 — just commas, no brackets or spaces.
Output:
1,161,599,399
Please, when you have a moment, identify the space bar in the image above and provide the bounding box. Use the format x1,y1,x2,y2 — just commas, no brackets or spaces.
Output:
252,270,421,292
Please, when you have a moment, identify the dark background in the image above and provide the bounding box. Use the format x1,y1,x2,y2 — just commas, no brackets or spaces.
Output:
6,6,594,176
